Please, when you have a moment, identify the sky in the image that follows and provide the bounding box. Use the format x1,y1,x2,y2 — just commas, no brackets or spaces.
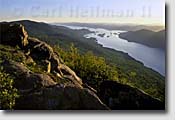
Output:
0,0,165,25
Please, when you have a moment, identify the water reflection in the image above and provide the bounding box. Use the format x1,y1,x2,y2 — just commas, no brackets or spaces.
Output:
57,25,165,76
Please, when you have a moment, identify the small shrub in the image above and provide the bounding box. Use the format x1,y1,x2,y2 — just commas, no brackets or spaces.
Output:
0,67,19,109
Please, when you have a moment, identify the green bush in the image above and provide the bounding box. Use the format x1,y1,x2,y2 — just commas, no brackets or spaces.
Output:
0,67,19,110
54,44,119,90
0,44,26,63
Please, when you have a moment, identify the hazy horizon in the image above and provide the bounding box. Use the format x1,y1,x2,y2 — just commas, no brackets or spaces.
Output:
0,19,165,27
0,0,165,25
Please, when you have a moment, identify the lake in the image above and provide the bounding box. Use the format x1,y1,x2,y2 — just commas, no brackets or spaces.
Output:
55,24,165,76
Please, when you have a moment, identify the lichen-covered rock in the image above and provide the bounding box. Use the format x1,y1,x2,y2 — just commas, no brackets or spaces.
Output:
15,84,109,110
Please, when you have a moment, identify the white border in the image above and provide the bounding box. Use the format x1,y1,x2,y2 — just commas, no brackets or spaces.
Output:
0,0,174,120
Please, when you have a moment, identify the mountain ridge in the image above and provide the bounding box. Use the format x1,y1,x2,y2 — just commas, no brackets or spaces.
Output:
119,29,166,50
53,22,165,31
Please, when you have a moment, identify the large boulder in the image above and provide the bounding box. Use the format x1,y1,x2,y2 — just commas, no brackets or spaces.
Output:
0,23,28,48
27,37,54,60
98,81,165,110
15,84,109,110
1,60,56,91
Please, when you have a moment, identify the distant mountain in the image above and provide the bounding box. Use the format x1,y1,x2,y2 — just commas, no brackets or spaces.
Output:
54,22,165,31
119,29,166,50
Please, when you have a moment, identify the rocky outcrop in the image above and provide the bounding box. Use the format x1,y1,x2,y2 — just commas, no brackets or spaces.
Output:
98,81,165,110
0,22,108,110
1,60,108,110
26,37,83,88
1,22,83,88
